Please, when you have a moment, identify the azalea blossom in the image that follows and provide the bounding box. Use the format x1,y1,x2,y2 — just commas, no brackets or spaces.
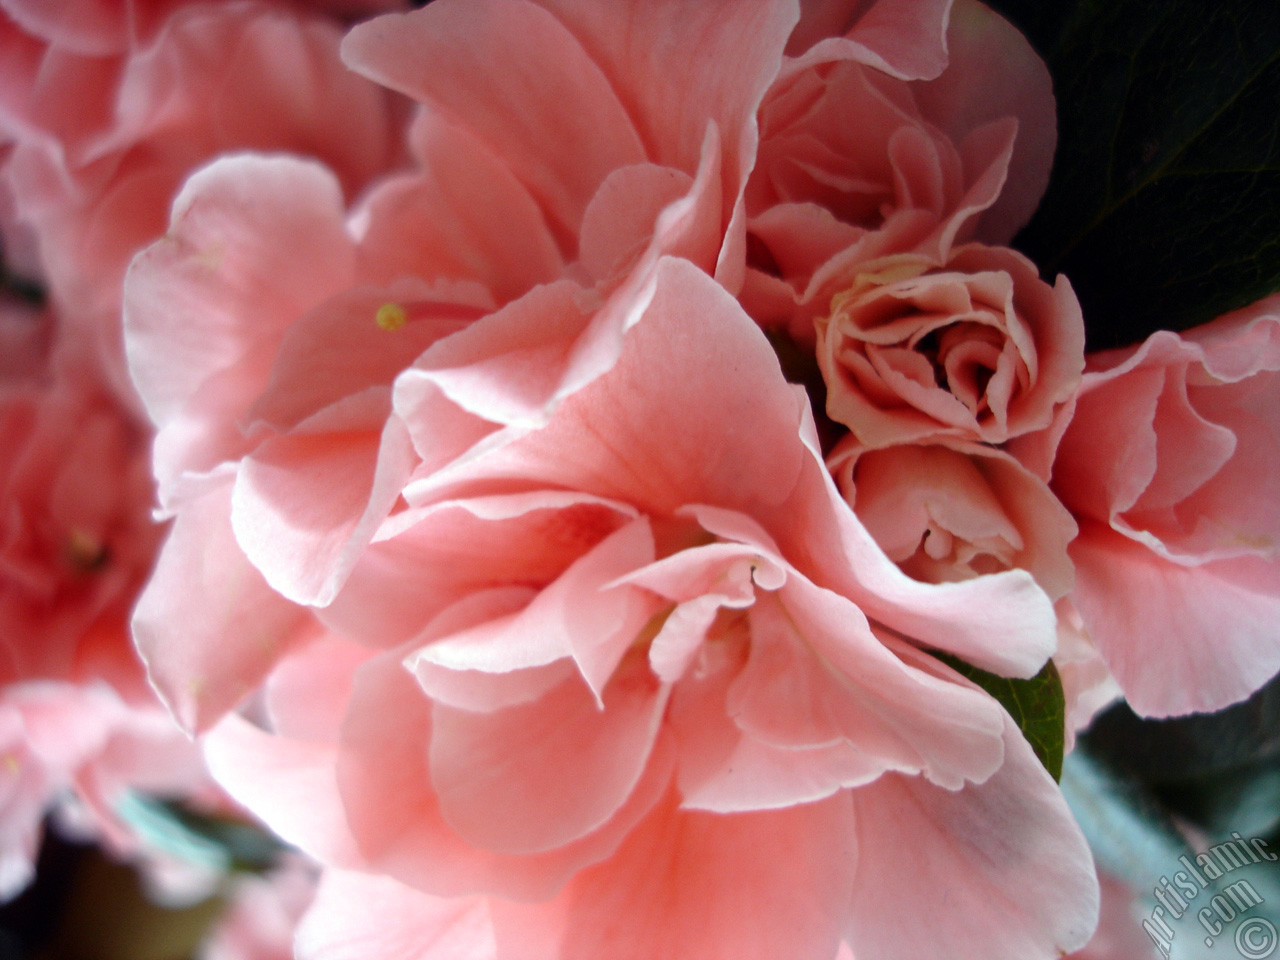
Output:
1053,294,1280,717
125,0,808,727
110,1,1108,957
0,0,405,397
203,261,1098,960
0,315,215,899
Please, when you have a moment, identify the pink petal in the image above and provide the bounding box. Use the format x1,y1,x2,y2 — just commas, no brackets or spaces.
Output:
398,279,593,428
336,651,673,901
914,0,1057,242
356,114,562,304
232,390,417,607
295,869,496,960
846,714,1099,960
781,472,1059,678
0,0,173,56
578,163,697,283
246,279,483,434
124,155,354,425
131,482,315,733
1171,368,1280,558
322,492,638,650
1071,522,1280,717
835,438,1077,600
1053,364,1165,521
407,588,575,714
736,584,1006,789
669,648,898,812
123,156,355,497
407,258,810,518
410,517,659,698
342,0,645,243
265,634,373,745
492,788,855,960
429,664,667,855
530,0,799,203
786,0,953,81
203,715,364,869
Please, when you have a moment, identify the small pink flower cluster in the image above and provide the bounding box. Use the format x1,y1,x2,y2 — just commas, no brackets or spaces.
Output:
1,1,1275,958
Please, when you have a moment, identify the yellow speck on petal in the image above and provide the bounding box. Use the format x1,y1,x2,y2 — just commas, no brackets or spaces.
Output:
3,754,19,774
852,260,930,288
826,255,933,320
375,302,407,332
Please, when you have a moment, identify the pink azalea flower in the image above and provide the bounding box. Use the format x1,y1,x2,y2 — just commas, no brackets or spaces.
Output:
0,315,216,899
203,262,1098,960
742,0,1057,345
1053,294,1280,717
0,0,403,58
813,245,1084,454
734,3,1097,724
117,2,1102,956
198,854,318,960
0,0,404,397
125,0,809,729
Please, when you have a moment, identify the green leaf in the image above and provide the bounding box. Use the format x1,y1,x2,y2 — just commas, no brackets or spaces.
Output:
936,653,1067,780
992,0,1280,349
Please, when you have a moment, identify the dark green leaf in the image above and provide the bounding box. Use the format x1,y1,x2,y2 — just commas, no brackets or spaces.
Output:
1082,674,1280,783
995,0,1280,349
935,653,1066,780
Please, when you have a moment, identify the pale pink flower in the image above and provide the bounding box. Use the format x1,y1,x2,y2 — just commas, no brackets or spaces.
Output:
119,3,1101,956
0,322,215,900
0,678,215,902
828,435,1076,599
742,0,1057,344
0,0,404,396
1053,294,1280,717
813,244,1084,454
0,680,112,897
126,0,807,730
198,855,318,960
0,339,159,689
203,262,1097,960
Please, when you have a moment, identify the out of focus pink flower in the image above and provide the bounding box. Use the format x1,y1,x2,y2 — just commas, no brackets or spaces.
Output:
1053,294,1280,717
0,315,216,899
0,339,159,690
198,855,318,960
0,0,404,57
0,0,404,396
1066,872,1159,960
204,263,1097,960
